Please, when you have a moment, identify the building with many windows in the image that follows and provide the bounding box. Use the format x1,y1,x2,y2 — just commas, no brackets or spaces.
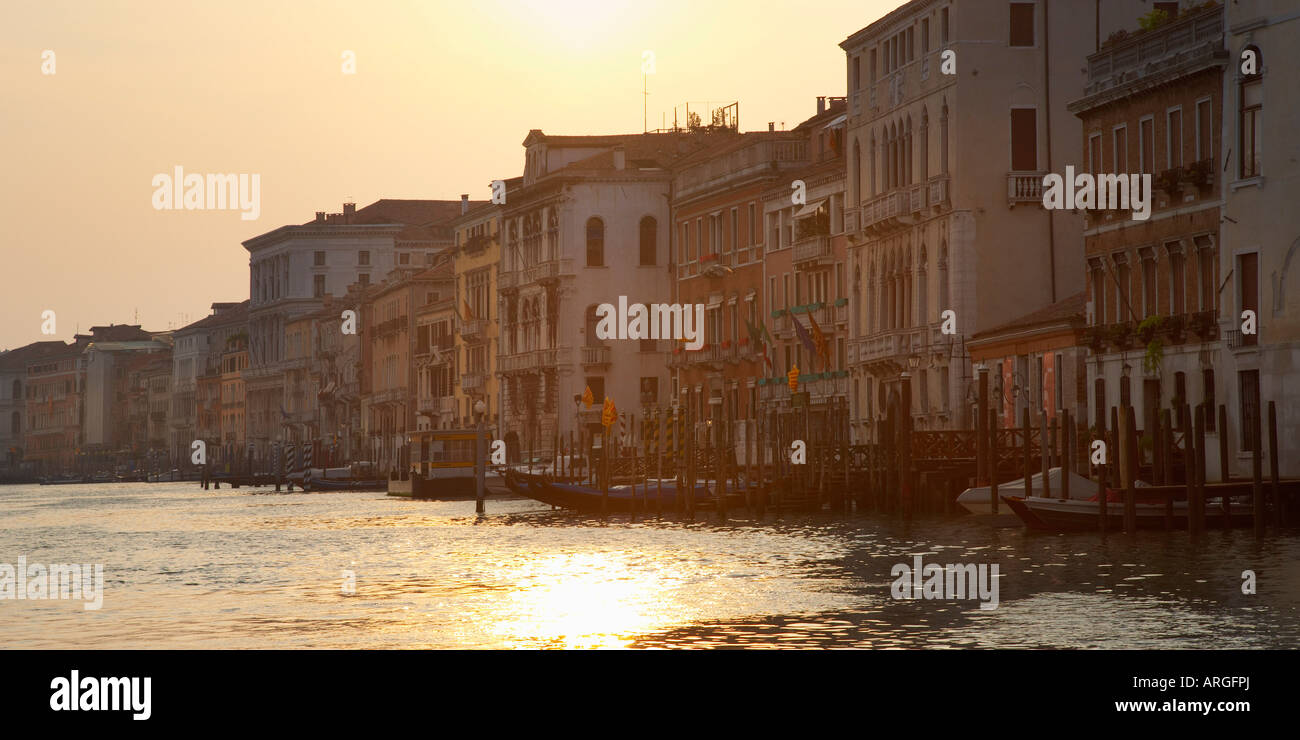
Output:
452,186,513,433
241,199,462,465
1219,0,1300,477
1069,2,1227,472
497,130,723,460
671,123,809,440
840,0,1146,438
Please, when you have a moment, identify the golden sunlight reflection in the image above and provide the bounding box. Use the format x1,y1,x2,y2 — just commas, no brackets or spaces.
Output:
490,551,688,649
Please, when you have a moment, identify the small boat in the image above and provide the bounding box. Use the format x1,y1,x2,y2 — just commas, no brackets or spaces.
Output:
299,463,387,492
1001,489,1255,531
957,468,1100,524
504,469,744,512
391,428,521,499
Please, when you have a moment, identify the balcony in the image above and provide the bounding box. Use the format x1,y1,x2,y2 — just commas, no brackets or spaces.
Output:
1082,6,1225,100
498,269,519,293
499,346,572,374
458,317,487,341
793,234,833,267
854,327,933,375
927,175,950,210
418,396,458,415
1007,172,1047,207
460,372,486,393
580,344,611,367
860,190,910,234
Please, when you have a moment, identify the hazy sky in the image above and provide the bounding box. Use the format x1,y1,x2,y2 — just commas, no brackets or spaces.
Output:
0,0,893,350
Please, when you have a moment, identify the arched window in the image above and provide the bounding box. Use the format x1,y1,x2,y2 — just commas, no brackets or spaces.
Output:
918,244,929,326
920,107,930,182
639,216,657,266
11,379,19,400
939,241,950,312
905,116,913,186
586,217,605,267
868,134,876,197
940,100,950,175
585,305,604,346
853,139,863,203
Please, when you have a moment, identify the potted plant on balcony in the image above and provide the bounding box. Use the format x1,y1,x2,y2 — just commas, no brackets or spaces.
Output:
1085,326,1106,353
1138,315,1165,375
795,210,830,241
1157,168,1183,197
1137,314,1164,344
701,252,719,263
1107,321,1133,350
1164,314,1186,342
1186,158,1214,190
1189,311,1217,339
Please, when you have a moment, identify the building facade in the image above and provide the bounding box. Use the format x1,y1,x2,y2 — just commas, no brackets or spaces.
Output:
1070,2,1227,472
1219,0,1300,477
840,0,1147,439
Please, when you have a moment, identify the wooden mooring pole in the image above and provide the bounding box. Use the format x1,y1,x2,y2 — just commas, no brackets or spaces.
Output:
1123,405,1137,533
989,408,999,515
1269,401,1281,529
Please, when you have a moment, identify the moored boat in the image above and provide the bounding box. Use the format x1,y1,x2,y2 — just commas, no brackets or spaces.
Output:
1001,490,1255,531
503,469,746,512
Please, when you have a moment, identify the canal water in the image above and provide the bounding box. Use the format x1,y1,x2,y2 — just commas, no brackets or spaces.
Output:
1,482,1297,649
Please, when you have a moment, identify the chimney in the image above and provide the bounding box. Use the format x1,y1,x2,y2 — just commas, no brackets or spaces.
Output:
315,211,326,223
613,145,626,170
342,202,356,223
817,96,826,115
461,193,469,215
768,122,775,132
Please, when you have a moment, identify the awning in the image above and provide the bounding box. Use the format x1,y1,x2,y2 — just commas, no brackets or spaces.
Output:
793,198,827,219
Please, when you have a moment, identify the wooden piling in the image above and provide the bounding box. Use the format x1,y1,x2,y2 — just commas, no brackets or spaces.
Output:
976,368,988,486
1123,405,1137,533
1041,411,1052,499
1215,404,1230,528
989,408,999,515
901,372,914,522
1023,408,1034,499
1252,400,1264,537
1097,407,1107,534
1061,408,1071,500
1109,406,1119,490
1193,404,1207,535
1266,400,1280,528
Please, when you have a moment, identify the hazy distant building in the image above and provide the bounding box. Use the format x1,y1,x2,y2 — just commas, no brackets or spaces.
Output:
240,199,466,464
170,301,248,466
0,342,65,472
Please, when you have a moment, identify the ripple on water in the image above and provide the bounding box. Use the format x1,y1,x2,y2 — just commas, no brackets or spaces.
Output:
0,483,1298,648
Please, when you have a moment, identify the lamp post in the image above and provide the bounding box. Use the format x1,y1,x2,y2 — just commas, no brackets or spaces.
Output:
474,398,486,515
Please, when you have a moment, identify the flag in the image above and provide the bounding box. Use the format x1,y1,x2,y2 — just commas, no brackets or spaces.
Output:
807,310,830,369
601,396,617,428
787,364,800,392
582,385,594,408
462,299,474,320
745,317,763,347
791,312,818,359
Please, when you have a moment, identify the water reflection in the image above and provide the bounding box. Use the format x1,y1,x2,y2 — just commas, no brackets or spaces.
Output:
0,483,1296,649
